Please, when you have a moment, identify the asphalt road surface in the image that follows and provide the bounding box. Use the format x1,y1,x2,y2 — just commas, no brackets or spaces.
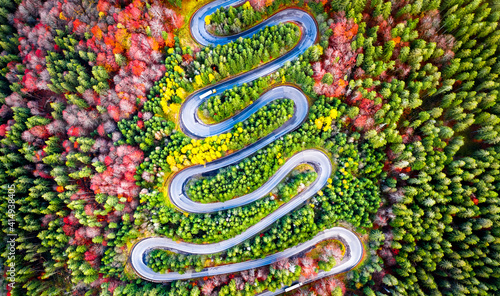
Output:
130,0,363,292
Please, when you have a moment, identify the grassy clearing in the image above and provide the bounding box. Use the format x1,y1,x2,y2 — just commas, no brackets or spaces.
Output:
305,239,345,260
197,107,218,125
173,0,214,48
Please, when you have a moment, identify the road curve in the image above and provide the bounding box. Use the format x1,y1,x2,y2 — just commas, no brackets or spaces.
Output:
130,227,361,282
183,3,317,139
130,0,363,290
171,149,330,213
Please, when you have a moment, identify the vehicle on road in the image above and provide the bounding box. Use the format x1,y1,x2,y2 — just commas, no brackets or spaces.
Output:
199,89,216,100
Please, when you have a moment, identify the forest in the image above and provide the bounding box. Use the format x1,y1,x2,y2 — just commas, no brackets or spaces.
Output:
0,0,499,296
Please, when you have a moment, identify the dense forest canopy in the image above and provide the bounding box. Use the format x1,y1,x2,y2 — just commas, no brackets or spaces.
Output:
0,0,499,296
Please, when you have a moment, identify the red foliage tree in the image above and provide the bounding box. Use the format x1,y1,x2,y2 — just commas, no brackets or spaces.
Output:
312,12,359,98
90,145,143,198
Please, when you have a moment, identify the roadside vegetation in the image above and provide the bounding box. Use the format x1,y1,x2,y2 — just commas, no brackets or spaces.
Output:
147,239,344,281
2,0,500,295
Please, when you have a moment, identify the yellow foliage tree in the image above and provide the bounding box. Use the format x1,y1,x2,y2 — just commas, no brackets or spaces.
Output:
161,101,181,120
194,75,203,87
242,1,252,9
176,87,187,100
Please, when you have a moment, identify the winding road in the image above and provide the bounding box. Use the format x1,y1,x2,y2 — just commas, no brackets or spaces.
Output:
130,0,363,292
